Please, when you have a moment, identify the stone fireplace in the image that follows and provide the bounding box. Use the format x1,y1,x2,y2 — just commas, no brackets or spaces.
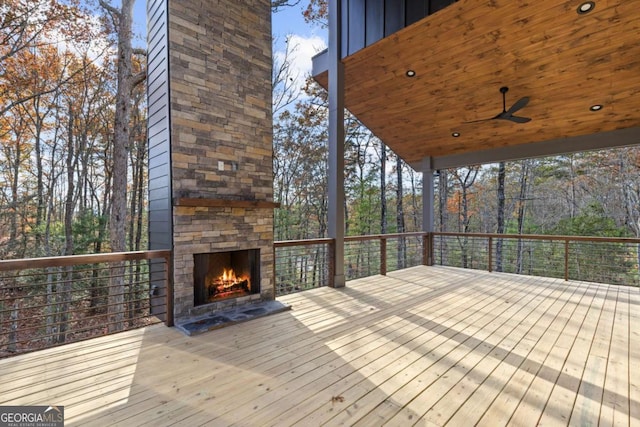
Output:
147,0,276,323
171,201,276,320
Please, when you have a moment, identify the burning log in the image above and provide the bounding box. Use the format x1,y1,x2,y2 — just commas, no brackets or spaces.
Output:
207,268,250,298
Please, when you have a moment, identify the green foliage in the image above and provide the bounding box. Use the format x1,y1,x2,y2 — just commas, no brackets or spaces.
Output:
26,211,107,256
72,211,107,254
348,179,381,236
551,203,629,237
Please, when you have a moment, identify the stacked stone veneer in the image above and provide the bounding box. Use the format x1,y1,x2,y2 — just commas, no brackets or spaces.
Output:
168,0,274,319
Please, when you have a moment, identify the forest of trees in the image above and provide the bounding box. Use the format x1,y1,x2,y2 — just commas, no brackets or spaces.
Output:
2,0,640,266
0,0,146,266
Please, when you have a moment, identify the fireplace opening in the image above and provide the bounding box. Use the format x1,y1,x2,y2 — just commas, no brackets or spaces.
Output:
194,249,260,306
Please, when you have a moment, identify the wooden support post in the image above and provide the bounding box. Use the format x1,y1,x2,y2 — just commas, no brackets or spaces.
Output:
327,0,345,288
422,234,429,266
328,239,337,288
165,253,174,327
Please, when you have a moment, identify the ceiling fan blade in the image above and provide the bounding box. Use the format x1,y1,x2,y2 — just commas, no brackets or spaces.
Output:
464,89,531,125
505,96,529,115
506,115,531,123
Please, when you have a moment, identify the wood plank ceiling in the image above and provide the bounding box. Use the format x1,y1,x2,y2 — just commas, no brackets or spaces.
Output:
314,0,640,166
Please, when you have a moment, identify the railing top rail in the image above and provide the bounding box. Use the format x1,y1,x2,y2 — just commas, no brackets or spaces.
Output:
0,250,172,272
273,233,429,247
274,238,334,247
431,231,640,244
345,232,428,242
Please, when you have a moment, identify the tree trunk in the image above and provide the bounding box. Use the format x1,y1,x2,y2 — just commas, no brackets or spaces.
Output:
396,156,405,268
8,302,18,353
33,100,46,251
59,105,76,343
453,167,479,269
516,160,530,274
461,185,469,268
568,155,577,218
344,197,350,236
409,169,420,231
103,0,136,333
380,142,387,234
133,139,145,313
496,162,506,272
8,131,22,256
438,170,449,264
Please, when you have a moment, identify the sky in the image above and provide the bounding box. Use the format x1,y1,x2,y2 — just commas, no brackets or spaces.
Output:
272,4,327,86
131,1,147,46
128,1,326,88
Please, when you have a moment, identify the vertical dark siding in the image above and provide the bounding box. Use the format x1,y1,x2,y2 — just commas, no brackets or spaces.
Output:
365,0,384,45
348,0,366,55
429,0,453,14
406,0,426,26
384,0,405,36
147,0,172,319
341,0,349,57
342,0,456,57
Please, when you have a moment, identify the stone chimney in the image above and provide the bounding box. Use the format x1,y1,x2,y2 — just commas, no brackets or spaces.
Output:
147,0,275,321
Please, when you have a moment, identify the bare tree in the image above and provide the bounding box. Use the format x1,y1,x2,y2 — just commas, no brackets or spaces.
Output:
452,166,480,268
378,141,387,234
496,161,506,271
516,159,531,273
99,0,146,332
396,155,406,268
272,35,305,116
271,0,301,12
437,169,449,264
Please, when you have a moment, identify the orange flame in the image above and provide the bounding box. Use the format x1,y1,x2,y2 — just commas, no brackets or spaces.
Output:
221,268,237,282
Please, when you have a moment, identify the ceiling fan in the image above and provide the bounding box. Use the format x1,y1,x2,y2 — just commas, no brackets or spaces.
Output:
465,86,531,124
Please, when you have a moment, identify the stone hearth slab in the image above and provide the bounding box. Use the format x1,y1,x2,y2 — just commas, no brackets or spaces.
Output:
175,300,291,336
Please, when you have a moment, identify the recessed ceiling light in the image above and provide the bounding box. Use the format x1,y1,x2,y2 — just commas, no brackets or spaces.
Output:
577,1,595,14
452,132,460,137
406,70,416,77
590,104,603,111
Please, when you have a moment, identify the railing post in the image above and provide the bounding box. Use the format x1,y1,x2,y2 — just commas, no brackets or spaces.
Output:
380,238,387,275
564,239,569,281
165,253,174,327
328,239,336,288
423,233,433,266
428,233,436,266
488,237,493,273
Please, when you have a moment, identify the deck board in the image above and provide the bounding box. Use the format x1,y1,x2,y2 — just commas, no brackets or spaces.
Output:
0,266,638,427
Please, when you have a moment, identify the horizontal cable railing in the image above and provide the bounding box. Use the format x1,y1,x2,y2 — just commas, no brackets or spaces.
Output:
4,232,636,356
345,233,428,280
0,250,172,358
274,238,333,296
274,233,429,296
431,232,640,286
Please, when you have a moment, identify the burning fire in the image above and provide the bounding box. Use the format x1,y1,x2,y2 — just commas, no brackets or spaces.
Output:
221,268,236,283
204,263,253,301
214,268,249,289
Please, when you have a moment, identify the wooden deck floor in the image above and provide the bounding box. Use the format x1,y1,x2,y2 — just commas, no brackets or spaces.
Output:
1,266,638,426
